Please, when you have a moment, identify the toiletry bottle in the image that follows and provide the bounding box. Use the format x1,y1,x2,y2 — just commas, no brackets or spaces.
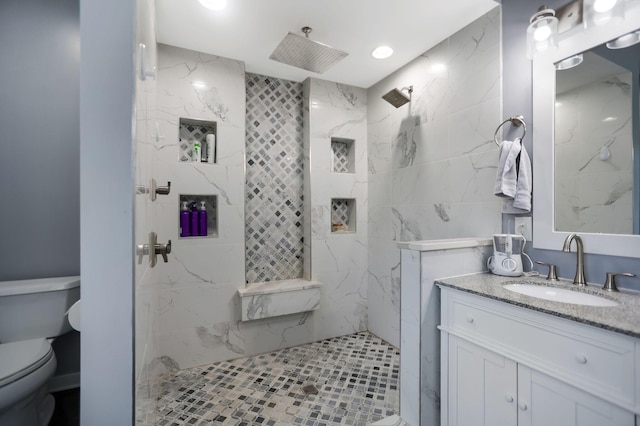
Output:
190,202,200,236
180,201,191,237
206,134,215,164
193,141,200,162
198,201,208,236
201,139,208,163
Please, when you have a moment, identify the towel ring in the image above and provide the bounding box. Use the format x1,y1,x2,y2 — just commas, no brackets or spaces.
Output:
494,116,526,146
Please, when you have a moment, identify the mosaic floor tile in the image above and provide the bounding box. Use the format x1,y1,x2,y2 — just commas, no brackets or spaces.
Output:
155,332,399,425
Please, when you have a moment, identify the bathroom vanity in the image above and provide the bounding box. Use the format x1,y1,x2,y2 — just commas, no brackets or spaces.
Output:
437,273,640,426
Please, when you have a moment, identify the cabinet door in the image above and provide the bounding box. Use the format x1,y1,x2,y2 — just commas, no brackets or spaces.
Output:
518,365,634,426
448,336,517,426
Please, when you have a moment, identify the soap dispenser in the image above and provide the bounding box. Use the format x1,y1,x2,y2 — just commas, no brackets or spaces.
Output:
198,201,208,236
180,201,191,237
190,202,199,236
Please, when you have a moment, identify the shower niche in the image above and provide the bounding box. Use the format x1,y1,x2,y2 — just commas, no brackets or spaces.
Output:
331,137,355,174
179,194,218,238
331,198,356,233
179,117,218,164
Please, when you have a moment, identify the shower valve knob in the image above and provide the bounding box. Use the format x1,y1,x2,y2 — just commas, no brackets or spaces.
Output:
150,179,171,201
155,240,172,263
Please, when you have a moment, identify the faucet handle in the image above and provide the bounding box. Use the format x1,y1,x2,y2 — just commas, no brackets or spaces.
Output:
536,261,559,281
602,272,636,292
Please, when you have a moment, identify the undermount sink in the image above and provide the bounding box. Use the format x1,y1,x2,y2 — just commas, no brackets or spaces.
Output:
503,283,618,307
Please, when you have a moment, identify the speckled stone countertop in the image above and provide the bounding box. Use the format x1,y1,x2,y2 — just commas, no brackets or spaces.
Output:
436,272,640,339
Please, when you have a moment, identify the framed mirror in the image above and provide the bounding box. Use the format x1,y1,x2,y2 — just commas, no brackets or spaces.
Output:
532,6,640,257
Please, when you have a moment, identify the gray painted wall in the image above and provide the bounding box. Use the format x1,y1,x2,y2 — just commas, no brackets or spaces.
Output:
80,0,135,422
0,0,80,281
501,0,640,290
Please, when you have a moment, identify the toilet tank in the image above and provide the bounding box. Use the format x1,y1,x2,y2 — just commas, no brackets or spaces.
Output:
0,276,80,343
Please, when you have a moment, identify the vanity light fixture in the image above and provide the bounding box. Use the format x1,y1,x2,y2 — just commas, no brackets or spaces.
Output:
526,5,559,59
372,45,393,59
583,0,624,27
198,0,227,11
606,30,640,48
555,53,583,69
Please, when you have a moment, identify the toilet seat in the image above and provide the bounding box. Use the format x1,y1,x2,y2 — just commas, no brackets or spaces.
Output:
0,339,53,388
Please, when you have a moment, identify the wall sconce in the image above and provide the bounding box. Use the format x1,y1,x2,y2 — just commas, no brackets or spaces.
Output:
555,53,583,69
527,6,559,59
606,30,640,48
583,0,624,27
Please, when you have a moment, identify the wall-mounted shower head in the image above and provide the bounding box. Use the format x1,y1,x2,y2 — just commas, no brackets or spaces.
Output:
381,86,413,108
269,26,349,74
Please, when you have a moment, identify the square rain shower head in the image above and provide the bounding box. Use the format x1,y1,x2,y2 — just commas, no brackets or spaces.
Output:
269,32,348,74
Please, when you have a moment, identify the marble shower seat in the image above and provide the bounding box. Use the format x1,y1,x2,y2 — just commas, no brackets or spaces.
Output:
237,279,322,321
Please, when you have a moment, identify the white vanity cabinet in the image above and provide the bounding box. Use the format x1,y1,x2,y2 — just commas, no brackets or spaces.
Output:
440,287,637,426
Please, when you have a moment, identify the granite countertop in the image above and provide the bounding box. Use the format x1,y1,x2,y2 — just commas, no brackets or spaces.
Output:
436,272,640,339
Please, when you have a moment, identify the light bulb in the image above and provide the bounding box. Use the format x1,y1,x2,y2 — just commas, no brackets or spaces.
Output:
534,25,552,41
593,0,617,12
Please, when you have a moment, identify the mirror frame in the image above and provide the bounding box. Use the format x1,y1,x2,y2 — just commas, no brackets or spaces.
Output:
532,6,640,258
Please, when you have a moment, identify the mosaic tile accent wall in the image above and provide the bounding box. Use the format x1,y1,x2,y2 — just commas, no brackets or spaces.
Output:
245,73,304,283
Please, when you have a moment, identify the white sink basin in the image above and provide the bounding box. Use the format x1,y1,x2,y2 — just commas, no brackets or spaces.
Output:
503,284,618,307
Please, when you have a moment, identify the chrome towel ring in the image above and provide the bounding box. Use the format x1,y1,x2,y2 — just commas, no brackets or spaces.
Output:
494,115,526,146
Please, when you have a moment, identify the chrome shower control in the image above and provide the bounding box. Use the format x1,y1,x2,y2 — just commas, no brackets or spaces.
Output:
150,178,171,201
137,232,171,267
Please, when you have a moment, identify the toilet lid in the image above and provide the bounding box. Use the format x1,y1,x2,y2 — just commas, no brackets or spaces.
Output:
0,338,53,387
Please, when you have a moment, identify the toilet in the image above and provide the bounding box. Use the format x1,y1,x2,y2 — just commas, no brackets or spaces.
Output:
0,276,80,426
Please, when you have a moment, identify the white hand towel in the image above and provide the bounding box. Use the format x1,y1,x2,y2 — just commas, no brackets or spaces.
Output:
494,139,522,199
501,142,532,213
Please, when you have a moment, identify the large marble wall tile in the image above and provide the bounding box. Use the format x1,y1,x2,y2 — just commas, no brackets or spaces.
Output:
240,312,315,355
305,78,369,340
367,7,502,348
154,45,247,369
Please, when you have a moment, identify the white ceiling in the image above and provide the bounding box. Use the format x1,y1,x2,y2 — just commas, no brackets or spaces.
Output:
156,0,499,88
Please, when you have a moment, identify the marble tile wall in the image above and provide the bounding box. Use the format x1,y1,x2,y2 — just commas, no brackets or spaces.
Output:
554,71,633,234
152,44,247,370
304,78,369,341
245,73,304,283
367,7,503,346
134,0,160,423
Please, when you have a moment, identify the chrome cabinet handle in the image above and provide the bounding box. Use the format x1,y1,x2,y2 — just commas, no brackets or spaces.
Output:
505,394,514,403
518,401,528,411
466,316,474,324
575,353,588,364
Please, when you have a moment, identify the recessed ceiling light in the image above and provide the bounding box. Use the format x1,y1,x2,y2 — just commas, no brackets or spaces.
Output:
606,31,640,49
555,54,583,70
198,0,227,11
372,46,393,59
593,0,616,13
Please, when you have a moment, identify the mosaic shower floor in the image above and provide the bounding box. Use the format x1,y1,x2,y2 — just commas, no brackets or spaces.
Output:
155,332,400,425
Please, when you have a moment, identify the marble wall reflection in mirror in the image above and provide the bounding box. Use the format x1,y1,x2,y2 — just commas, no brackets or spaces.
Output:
532,5,640,258
554,43,638,235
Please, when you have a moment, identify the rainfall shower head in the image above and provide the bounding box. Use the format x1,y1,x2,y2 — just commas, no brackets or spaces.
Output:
269,26,349,74
382,86,413,108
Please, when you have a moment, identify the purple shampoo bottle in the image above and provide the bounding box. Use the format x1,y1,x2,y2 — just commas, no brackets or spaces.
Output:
190,202,199,236
180,201,191,237
198,201,208,236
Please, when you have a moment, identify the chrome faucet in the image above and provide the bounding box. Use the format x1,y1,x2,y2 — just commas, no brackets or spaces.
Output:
562,233,587,286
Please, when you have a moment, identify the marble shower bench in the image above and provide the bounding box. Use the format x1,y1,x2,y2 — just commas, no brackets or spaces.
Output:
237,279,322,321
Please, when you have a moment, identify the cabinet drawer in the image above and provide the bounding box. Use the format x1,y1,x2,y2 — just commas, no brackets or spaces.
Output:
443,290,636,408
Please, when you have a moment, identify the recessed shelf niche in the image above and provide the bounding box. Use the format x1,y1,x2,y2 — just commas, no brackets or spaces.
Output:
179,194,218,238
179,117,217,164
331,198,356,233
331,137,355,173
